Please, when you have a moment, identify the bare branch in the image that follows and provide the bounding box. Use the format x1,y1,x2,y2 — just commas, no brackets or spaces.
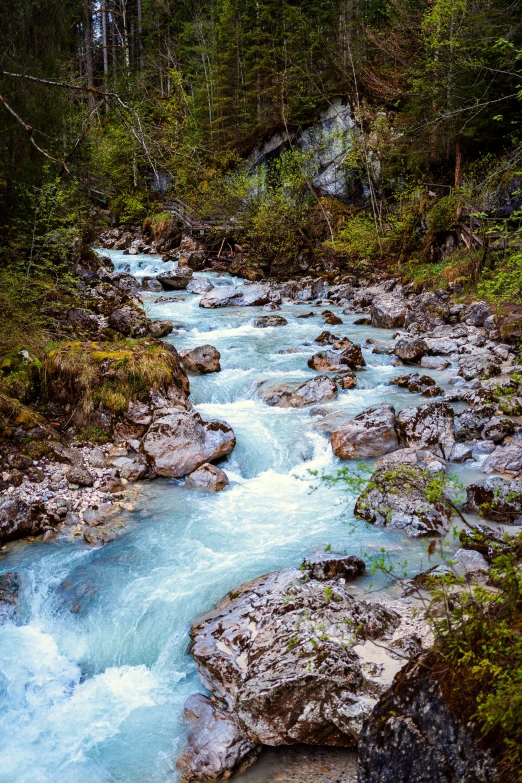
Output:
0,93,69,173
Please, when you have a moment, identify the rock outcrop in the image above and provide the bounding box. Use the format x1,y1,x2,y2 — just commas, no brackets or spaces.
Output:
189,566,400,752
358,654,496,783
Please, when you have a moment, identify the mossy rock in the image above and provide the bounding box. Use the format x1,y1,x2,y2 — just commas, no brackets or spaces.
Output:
43,338,189,431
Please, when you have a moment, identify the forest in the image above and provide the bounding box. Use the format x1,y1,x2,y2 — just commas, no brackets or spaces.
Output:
1,3,522,783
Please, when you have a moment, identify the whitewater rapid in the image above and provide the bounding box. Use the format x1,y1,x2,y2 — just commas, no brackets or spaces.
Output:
0,250,468,782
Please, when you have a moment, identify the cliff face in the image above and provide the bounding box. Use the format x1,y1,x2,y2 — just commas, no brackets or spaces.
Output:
357,653,498,783
249,100,376,202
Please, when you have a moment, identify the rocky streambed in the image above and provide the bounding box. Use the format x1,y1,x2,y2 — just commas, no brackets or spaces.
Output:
1,246,521,782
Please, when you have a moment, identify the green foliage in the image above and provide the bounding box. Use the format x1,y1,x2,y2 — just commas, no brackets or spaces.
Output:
425,196,459,234
433,551,522,777
109,192,149,225
478,249,522,304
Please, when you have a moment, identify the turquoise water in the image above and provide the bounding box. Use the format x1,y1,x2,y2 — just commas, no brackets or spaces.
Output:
0,251,462,782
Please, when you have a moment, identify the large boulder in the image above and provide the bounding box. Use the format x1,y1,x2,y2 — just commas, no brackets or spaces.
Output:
393,338,428,363
143,409,236,478
370,296,408,329
465,476,522,523
0,498,47,544
358,654,496,783
199,284,272,308
458,352,501,380
464,301,492,327
108,306,148,337
259,376,337,408
354,464,452,537
397,401,455,458
176,694,259,783
482,439,522,477
180,345,221,374
157,268,194,290
190,567,400,748
453,404,496,441
331,403,399,460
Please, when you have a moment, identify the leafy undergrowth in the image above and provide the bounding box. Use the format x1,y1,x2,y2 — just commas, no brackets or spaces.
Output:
431,552,522,782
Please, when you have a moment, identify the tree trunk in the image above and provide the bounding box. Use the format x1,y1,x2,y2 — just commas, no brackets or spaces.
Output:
454,139,463,189
84,0,95,114
137,0,143,71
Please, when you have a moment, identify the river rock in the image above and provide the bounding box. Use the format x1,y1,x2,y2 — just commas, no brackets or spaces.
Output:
308,343,364,372
185,463,229,492
108,455,147,481
200,284,272,308
375,448,446,474
148,319,174,338
284,277,325,301
454,548,489,573
482,439,522,477
0,571,21,623
331,403,399,460
420,356,450,370
0,497,46,544
302,553,366,581
108,305,148,337
354,464,452,537
358,654,496,783
370,296,408,329
464,301,492,327
465,476,522,523
315,331,340,345
458,523,510,563
458,352,501,380
260,376,337,408
176,694,259,783
335,372,357,390
453,404,496,441
143,409,235,478
186,277,214,294
253,315,288,328
393,338,428,363
180,345,221,374
157,268,194,290
66,465,94,486
190,567,400,747
142,276,163,292
482,416,515,442
397,401,455,458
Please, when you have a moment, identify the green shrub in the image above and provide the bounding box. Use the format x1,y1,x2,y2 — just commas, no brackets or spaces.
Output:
478,250,522,304
109,192,148,225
